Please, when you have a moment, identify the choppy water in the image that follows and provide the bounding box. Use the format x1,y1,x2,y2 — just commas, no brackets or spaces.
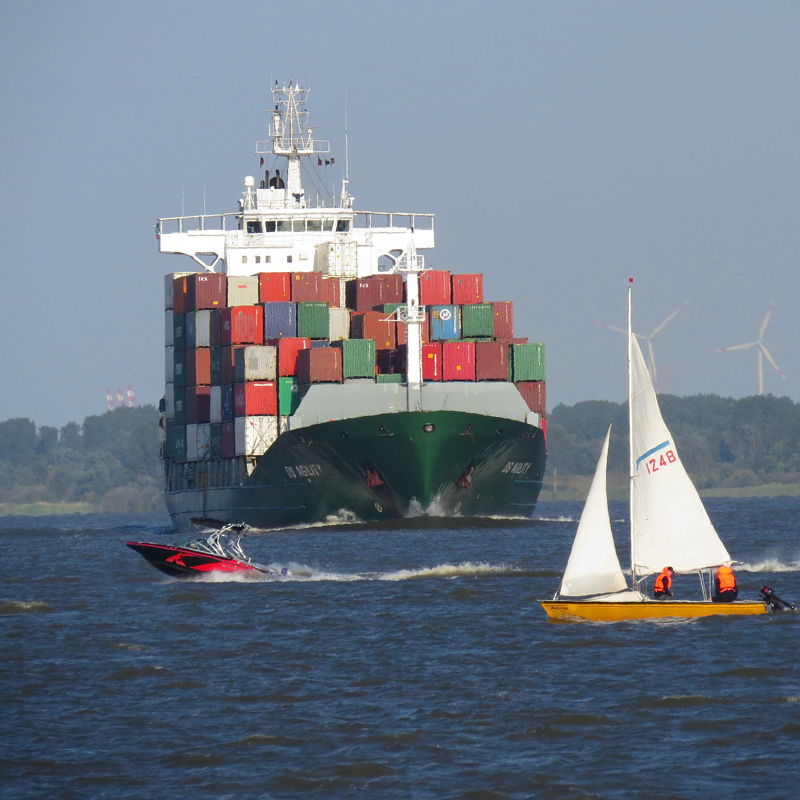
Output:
2,497,799,798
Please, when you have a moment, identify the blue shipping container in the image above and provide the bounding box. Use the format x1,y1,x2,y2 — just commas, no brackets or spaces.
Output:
220,384,235,422
429,305,462,341
264,302,297,340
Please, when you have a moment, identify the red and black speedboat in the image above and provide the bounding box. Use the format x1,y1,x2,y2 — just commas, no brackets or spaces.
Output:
127,524,287,579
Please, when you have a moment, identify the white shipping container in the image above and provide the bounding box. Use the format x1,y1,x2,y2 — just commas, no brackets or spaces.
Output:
165,310,174,347
278,416,289,435
187,423,212,460
235,416,278,456
165,346,174,383
329,308,351,341
210,385,222,423
164,382,175,419
186,310,213,348
234,345,277,382
164,271,195,311
227,274,260,307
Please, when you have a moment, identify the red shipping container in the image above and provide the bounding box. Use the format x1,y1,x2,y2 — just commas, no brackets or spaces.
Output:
296,347,343,384
219,306,264,346
320,277,342,308
443,341,476,382
187,273,227,312
496,337,528,345
379,273,404,303
259,272,292,303
376,349,398,374
396,314,430,347
186,348,212,386
234,381,278,416
492,301,514,339
220,345,247,384
291,272,323,302
419,270,451,306
277,337,312,376
186,386,211,423
351,312,396,350
516,381,546,415
172,274,191,315
346,278,385,312
451,274,484,305
222,421,236,457
421,342,442,381
475,340,510,381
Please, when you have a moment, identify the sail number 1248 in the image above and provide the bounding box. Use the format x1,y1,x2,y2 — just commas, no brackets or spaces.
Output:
645,450,676,474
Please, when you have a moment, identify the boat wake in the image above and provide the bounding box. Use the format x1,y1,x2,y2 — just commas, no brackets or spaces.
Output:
736,557,800,573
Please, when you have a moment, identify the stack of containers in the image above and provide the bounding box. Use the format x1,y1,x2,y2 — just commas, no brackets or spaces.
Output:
164,266,546,466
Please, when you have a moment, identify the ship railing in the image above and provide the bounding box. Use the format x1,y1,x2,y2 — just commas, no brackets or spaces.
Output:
352,212,434,231
158,213,240,235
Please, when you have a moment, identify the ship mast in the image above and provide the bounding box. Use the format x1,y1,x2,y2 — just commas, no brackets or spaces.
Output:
396,239,426,410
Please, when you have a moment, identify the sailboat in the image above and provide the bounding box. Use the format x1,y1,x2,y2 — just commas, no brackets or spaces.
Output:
541,284,767,622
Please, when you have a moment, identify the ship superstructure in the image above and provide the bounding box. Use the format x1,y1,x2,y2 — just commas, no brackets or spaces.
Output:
158,82,546,531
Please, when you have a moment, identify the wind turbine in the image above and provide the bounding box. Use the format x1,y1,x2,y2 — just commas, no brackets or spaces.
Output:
595,301,689,392
712,300,787,396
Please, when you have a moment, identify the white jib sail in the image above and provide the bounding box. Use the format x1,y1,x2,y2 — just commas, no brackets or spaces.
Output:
629,334,730,576
558,427,629,598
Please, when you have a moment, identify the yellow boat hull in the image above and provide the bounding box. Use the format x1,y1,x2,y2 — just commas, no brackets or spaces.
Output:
540,599,767,622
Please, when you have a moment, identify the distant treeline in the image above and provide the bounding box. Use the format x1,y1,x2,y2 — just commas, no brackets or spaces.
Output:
0,406,163,512
547,394,800,489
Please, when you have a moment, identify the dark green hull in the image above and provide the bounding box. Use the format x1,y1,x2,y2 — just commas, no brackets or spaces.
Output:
164,410,545,531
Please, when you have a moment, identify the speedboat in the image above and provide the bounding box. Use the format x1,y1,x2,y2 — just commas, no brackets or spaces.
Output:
127,523,287,578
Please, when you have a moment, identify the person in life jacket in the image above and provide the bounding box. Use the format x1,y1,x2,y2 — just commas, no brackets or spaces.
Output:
654,566,674,599
712,565,738,602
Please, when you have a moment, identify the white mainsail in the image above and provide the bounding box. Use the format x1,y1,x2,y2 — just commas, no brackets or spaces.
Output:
629,334,730,576
558,427,629,598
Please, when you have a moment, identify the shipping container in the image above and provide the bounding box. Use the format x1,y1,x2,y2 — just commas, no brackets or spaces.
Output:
291,272,323,302
172,274,191,315
172,424,187,462
221,421,235,457
344,377,375,384
511,343,545,382
235,416,279,456
419,270,451,305
259,272,292,303
210,423,223,459
277,337,312,376
234,345,277,382
297,346,343,384
164,419,176,457
221,383,235,422
263,301,297,339
421,342,442,381
165,346,175,384
227,274,259,307
376,373,405,383
210,385,222,423
165,271,195,312
475,340,510,381
442,341,476,381
220,345,247,384
187,273,227,312
219,306,264,346
492,301,514,339
173,314,187,352
429,305,462,341
278,376,301,416
186,309,218,348
186,348,211,386
451,274,484,305
320,276,342,308
278,416,289,435
173,386,187,425
186,423,212,460
186,385,211,424
310,340,330,348
334,339,376,378
379,273,404,303
328,307,351,341
164,382,175,419
516,381,546,415
346,277,385,312
376,349,398,374
351,312,396,350
210,348,223,385
461,303,494,338
234,381,278,417
173,350,186,388
165,310,174,347
297,301,330,339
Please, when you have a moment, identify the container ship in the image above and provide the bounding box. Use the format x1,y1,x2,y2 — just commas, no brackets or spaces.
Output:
157,82,547,531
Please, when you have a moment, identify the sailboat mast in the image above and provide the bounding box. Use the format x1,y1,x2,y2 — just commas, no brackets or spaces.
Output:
628,279,636,589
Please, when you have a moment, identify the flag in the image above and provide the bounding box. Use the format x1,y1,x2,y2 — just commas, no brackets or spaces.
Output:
331,157,335,164
318,157,322,166
325,160,330,166
260,157,264,167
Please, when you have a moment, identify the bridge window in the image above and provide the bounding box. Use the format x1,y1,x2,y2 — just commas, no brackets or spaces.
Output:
277,220,291,232
293,219,306,232
323,220,334,231
265,255,271,263
287,255,293,263
242,255,248,264
336,219,350,232
255,256,261,264
246,220,262,234
266,220,276,233
307,220,322,232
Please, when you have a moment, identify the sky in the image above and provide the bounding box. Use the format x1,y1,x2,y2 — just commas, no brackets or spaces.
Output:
1,0,799,428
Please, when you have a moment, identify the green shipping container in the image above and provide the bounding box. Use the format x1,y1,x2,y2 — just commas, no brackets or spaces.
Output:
297,302,330,340
172,425,187,462
461,303,495,338
165,419,175,457
382,303,403,314
337,338,376,378
278,376,302,416
376,373,405,383
173,386,187,425
173,350,187,389
511,343,545,382
210,348,223,385
210,423,223,459
173,314,187,352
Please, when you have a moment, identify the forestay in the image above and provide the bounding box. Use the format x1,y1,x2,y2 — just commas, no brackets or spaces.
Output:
558,427,629,598
629,334,730,576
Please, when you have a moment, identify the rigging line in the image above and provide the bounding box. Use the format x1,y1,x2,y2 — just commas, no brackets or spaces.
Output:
303,159,335,205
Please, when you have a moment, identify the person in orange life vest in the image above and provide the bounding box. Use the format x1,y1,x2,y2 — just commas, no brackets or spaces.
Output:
712,565,738,602
654,566,674,599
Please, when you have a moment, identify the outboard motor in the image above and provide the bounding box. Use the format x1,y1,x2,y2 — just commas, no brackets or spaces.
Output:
760,586,796,613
